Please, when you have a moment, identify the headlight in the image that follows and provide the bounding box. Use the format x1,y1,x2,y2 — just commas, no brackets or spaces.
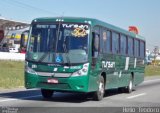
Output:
71,63,89,77
25,66,37,75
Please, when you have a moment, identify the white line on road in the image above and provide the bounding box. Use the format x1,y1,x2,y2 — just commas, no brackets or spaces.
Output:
127,93,146,99
0,95,42,103
0,98,17,102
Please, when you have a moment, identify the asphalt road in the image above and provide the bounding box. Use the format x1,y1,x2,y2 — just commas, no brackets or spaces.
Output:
0,76,160,113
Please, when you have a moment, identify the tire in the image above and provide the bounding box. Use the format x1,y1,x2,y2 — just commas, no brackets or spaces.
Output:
118,87,126,93
93,76,105,101
126,78,133,93
41,89,54,99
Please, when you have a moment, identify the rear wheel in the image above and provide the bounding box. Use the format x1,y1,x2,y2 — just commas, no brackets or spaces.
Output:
118,87,126,93
126,78,133,93
93,76,105,101
41,89,54,99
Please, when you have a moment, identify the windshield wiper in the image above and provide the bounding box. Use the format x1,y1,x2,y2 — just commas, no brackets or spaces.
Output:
55,18,62,54
63,36,71,66
55,18,71,66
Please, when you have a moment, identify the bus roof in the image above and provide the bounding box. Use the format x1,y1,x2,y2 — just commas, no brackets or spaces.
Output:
33,17,145,40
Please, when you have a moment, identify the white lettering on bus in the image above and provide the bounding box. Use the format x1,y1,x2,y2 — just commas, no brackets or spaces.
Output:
62,24,89,29
102,61,115,68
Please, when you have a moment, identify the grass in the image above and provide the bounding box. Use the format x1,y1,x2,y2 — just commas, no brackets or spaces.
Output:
145,65,160,76
0,60,24,89
0,60,160,89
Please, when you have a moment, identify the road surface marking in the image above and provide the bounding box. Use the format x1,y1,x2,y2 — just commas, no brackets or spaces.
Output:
127,93,146,99
0,98,17,102
144,79,160,83
0,95,42,103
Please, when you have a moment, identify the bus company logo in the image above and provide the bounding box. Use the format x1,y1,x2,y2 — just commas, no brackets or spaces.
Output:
102,61,115,68
72,27,87,37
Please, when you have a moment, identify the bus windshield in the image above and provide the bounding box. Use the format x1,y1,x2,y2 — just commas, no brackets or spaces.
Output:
26,23,90,64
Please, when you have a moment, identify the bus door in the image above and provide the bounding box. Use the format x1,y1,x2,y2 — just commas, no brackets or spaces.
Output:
89,32,101,90
92,32,100,67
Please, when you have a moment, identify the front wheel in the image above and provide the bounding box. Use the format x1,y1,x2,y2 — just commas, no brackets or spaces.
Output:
41,89,54,99
93,76,105,101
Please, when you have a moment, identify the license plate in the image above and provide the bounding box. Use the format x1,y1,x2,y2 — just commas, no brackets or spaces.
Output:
47,79,58,84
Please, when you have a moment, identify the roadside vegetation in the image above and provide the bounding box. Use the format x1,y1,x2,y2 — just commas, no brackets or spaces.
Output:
0,60,160,89
145,65,160,76
0,60,24,89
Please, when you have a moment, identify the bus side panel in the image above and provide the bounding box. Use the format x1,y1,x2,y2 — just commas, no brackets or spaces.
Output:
88,73,99,92
106,55,133,89
88,59,102,92
116,56,130,88
101,54,121,89
133,58,145,85
118,57,145,88
89,55,145,90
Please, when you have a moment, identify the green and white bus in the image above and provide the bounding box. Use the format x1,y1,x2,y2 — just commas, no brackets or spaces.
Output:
25,17,145,101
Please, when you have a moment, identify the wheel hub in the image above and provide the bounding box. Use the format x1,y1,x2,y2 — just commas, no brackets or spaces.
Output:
99,82,104,95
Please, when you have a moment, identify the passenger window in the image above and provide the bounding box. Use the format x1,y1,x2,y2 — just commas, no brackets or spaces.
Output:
128,37,134,56
134,39,140,57
140,41,145,58
102,30,107,53
112,32,120,54
107,31,111,53
93,34,100,58
120,35,127,55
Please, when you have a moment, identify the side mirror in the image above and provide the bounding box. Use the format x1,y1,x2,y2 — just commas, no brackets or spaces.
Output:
92,32,100,57
20,34,25,48
92,32,95,39
92,32,100,51
92,32,95,56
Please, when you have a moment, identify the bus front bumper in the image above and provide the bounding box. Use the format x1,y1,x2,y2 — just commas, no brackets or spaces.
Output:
25,72,89,92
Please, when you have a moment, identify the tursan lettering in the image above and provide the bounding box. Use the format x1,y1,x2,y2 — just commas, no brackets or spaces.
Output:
62,24,88,29
102,61,115,68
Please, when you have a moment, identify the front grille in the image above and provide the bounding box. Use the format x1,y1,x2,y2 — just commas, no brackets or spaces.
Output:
37,72,71,77
54,73,71,77
37,72,53,76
